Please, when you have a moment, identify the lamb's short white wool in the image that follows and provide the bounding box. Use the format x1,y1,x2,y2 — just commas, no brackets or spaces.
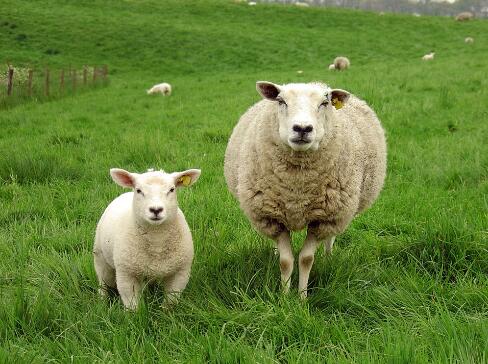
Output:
93,167,201,310
422,52,435,61
147,82,172,96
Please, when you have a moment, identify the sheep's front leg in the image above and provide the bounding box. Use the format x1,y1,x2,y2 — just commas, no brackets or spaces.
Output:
298,231,322,299
162,268,190,308
275,231,294,294
116,270,142,311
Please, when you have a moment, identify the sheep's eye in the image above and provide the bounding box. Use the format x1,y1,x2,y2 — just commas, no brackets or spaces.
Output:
169,187,175,193
277,97,287,106
136,188,143,195
320,101,329,108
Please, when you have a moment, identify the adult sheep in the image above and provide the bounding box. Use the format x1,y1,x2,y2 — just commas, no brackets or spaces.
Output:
224,81,386,298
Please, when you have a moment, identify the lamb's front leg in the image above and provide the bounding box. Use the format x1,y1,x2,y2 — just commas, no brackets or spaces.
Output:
275,231,294,294
298,230,322,299
162,268,190,308
116,270,142,311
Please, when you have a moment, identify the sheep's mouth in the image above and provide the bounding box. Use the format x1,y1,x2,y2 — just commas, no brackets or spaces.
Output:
150,217,162,221
290,138,311,145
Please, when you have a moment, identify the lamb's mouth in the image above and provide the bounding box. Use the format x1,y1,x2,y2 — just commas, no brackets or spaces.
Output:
150,217,162,221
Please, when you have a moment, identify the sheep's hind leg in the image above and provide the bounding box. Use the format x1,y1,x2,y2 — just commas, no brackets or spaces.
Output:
324,236,336,255
298,231,322,300
275,231,294,294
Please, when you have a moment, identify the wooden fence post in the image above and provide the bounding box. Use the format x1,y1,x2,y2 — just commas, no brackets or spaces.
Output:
44,68,50,97
27,69,33,96
60,69,65,94
72,69,77,92
7,66,14,96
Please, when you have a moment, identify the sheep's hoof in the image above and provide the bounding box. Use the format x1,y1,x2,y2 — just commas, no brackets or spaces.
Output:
299,290,308,300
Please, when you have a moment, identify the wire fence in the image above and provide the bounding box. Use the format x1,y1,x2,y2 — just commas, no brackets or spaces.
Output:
0,64,109,109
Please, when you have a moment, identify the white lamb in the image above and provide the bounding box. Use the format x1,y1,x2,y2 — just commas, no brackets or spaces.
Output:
465,37,474,44
93,167,201,310
224,81,386,298
147,82,172,96
422,52,435,61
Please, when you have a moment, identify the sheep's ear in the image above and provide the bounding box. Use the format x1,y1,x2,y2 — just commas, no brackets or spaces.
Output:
110,168,136,188
256,81,282,101
173,169,201,188
330,89,350,110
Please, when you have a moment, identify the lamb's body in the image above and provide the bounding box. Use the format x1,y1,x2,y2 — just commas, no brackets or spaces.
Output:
94,192,193,280
93,168,200,310
224,81,386,297
225,95,385,239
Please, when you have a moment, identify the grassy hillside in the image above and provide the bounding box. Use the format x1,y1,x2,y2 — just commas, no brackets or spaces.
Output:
0,0,487,362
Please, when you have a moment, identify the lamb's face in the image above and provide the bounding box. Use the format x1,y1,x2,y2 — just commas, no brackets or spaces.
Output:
110,168,201,226
256,81,350,152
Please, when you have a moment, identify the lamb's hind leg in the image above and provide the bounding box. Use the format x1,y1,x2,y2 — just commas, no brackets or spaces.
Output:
298,230,322,299
275,231,294,294
93,250,116,297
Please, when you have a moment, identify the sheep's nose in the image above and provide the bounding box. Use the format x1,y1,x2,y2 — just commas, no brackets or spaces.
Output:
292,124,313,134
149,207,164,216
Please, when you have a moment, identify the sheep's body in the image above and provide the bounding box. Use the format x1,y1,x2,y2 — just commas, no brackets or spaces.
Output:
225,91,385,239
147,82,172,96
422,52,435,61
93,168,199,310
328,64,335,70
455,12,474,21
333,56,350,71
224,82,386,297
465,37,474,44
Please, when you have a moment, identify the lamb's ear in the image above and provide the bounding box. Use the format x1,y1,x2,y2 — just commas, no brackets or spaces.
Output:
330,89,350,110
110,168,136,188
173,169,201,188
256,81,282,101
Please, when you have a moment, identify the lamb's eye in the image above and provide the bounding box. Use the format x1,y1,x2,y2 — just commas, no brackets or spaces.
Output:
319,101,328,108
277,98,287,106
169,187,175,193
136,188,143,195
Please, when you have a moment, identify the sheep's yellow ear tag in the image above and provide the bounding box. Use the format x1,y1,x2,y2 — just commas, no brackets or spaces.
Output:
178,175,191,187
332,98,343,110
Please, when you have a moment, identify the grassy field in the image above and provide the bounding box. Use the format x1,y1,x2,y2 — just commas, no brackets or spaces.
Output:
1,0,487,362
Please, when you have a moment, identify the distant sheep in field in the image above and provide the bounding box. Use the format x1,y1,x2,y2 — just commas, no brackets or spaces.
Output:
93,167,201,310
224,81,386,298
465,37,474,44
422,52,435,61
147,83,172,96
331,56,350,71
295,2,310,7
455,12,474,21
249,1,257,5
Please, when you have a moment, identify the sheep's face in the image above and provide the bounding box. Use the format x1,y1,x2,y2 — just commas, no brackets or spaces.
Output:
256,81,350,152
110,168,201,226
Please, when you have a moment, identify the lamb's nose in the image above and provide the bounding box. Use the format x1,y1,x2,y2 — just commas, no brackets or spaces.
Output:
149,207,164,216
292,124,313,134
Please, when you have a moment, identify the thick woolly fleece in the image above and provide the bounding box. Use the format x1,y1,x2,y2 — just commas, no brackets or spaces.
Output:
224,85,386,240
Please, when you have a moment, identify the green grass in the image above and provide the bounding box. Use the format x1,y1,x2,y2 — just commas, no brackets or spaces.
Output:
1,0,487,362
